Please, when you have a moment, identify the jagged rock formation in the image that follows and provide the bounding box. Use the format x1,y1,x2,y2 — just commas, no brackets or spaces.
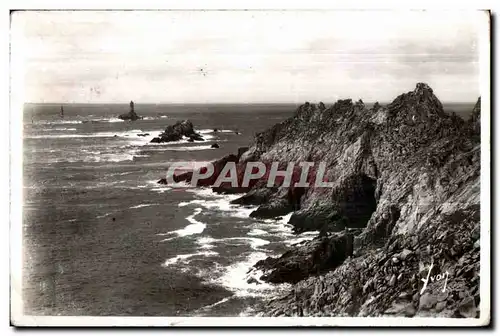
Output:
157,147,249,188
246,84,481,317
150,120,204,143
159,83,481,317
118,101,142,121
252,229,359,284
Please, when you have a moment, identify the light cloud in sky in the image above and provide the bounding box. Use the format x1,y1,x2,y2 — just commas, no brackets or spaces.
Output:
14,10,484,103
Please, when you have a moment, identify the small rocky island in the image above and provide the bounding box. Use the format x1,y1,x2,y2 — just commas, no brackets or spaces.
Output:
118,101,142,121
150,120,204,143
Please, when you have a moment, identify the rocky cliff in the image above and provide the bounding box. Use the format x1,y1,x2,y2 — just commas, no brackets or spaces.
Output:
162,83,482,317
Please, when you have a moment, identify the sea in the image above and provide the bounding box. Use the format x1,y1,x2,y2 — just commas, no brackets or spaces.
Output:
22,102,475,316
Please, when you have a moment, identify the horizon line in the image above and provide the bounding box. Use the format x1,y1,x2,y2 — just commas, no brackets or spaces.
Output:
24,100,479,105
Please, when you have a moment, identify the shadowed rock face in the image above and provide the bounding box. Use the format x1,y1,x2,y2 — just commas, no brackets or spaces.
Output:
157,83,481,317
252,231,357,284
150,120,204,143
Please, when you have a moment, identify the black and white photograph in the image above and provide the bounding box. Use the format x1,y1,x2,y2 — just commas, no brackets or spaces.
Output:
9,8,491,327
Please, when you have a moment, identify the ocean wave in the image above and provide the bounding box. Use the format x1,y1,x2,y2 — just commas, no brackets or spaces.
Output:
197,237,217,249
150,187,172,193
198,129,237,134
224,237,270,250
213,252,290,297
26,134,110,139
85,117,124,123
160,208,206,240
179,195,257,219
36,120,83,125
40,127,77,132
129,203,158,209
65,153,135,163
247,229,269,236
26,129,161,140
193,296,233,315
156,145,214,151
163,251,219,267
195,236,270,251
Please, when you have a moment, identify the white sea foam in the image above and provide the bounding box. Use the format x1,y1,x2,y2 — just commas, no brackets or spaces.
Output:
129,203,158,209
87,117,124,123
247,229,269,236
198,129,236,134
27,129,161,140
197,237,217,249
194,296,233,315
160,208,206,240
180,197,257,219
37,120,82,125
195,236,270,250
141,133,214,147
285,231,319,246
185,187,225,198
150,187,172,193
280,212,293,225
214,252,290,297
27,134,108,139
75,153,135,163
146,179,173,193
96,212,113,219
158,145,214,151
181,208,206,235
40,127,77,131
163,251,219,267
225,237,270,249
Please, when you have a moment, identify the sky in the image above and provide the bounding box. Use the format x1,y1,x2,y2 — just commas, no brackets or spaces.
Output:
14,10,485,104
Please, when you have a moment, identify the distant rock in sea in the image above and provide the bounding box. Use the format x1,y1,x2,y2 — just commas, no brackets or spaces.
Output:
150,120,205,143
118,101,142,121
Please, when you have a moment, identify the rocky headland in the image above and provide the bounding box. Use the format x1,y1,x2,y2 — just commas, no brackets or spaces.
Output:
160,83,481,317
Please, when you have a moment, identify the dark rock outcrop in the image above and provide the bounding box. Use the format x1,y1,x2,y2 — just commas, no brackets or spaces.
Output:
211,143,220,149
150,120,204,143
237,147,249,159
252,230,356,284
263,205,480,318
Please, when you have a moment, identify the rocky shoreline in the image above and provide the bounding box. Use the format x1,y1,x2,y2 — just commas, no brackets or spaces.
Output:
159,83,481,317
